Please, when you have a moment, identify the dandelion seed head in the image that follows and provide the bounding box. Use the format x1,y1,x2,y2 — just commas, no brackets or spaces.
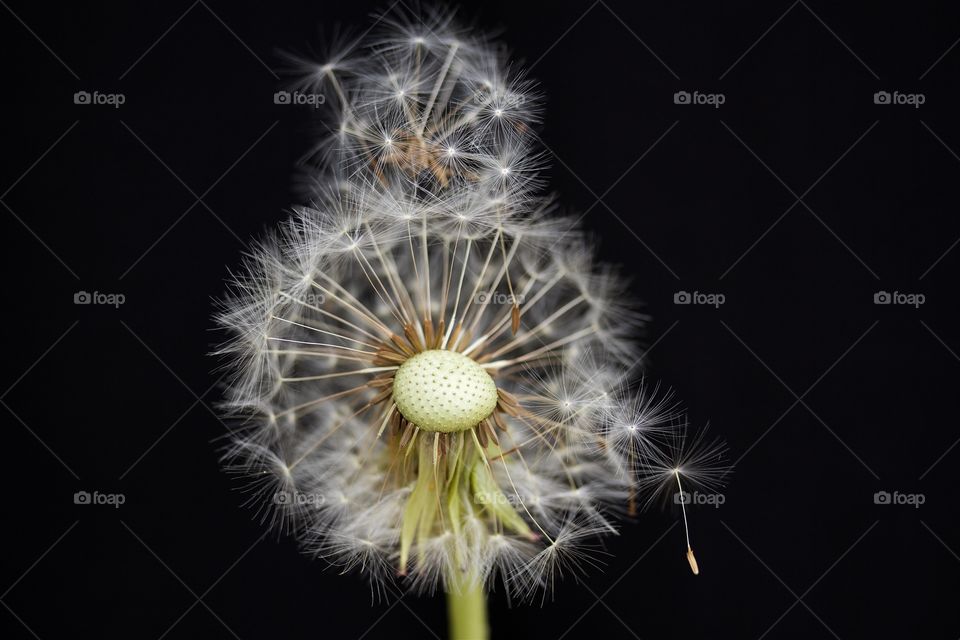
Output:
216,9,726,598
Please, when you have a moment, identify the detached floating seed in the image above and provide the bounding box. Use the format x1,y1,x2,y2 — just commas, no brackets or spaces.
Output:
392,349,499,433
686,548,699,575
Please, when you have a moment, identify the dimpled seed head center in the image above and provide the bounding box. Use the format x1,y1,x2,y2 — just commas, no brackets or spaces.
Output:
392,349,498,433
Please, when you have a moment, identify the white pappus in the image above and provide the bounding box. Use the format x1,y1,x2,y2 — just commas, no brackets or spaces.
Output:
214,7,729,602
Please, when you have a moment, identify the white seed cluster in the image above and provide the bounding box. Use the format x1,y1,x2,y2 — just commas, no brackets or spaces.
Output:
392,350,498,433
215,8,726,600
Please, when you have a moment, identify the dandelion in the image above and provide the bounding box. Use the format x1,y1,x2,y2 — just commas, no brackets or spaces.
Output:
215,7,728,638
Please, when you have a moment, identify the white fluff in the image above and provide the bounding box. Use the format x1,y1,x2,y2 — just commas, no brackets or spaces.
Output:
215,7,727,600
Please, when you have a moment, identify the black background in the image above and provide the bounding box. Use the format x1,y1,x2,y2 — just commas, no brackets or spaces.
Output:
3,1,959,638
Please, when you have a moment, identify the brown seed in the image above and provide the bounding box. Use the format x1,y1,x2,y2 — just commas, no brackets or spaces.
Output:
375,349,407,365
403,323,424,352
367,375,395,388
497,400,519,417
484,420,499,445
423,317,435,348
370,387,392,406
497,388,520,408
448,322,463,349
476,423,488,448
454,327,472,352
392,333,416,357
399,421,416,448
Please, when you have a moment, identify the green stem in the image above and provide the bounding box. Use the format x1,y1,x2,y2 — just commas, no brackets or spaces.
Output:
446,579,489,640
